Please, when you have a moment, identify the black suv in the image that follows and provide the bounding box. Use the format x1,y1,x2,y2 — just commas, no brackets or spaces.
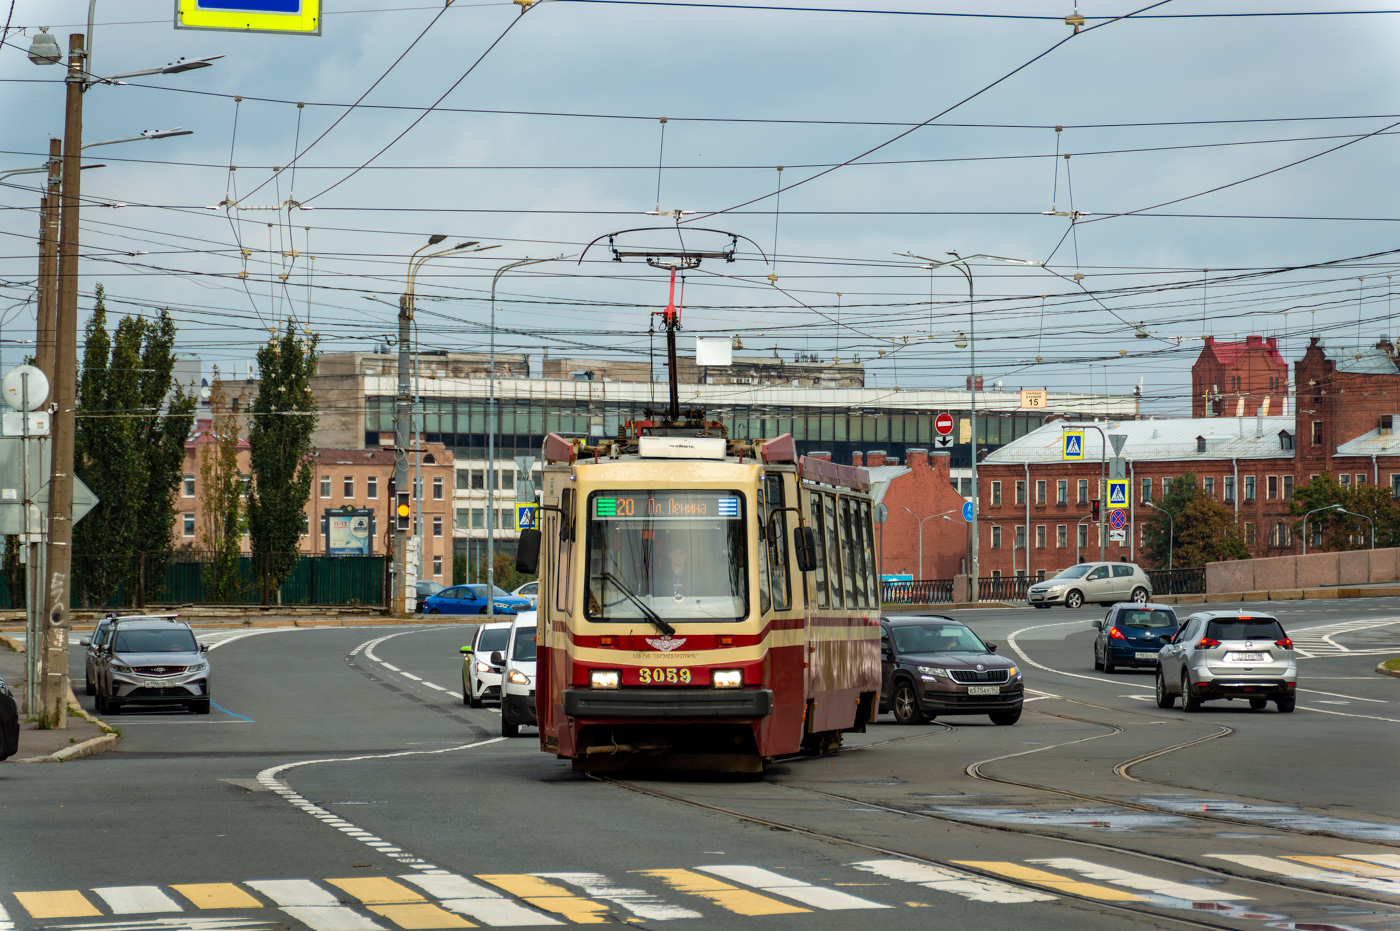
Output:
93,615,211,715
880,615,1025,725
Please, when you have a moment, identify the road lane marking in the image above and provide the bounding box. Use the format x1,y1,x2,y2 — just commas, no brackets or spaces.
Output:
538,873,701,921
850,860,1056,903
326,879,425,905
695,866,890,910
366,904,474,929
1205,854,1400,895
1285,856,1400,878
12,892,101,919
476,875,609,924
280,907,386,931
949,863,1145,901
1029,858,1251,901
1349,854,1400,869
396,873,555,927
91,887,183,914
171,884,264,910
244,881,339,907
636,868,808,916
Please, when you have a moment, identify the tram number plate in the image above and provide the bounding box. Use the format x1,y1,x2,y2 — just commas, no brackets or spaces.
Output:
967,685,1000,696
1226,652,1264,662
638,667,692,685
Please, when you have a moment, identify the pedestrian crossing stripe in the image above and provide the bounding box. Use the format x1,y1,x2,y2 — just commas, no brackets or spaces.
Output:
8,854,1400,927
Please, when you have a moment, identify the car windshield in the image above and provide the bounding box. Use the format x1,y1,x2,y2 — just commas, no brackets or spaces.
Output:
113,628,198,653
584,489,748,623
1206,619,1285,640
1119,609,1175,629
890,623,985,654
420,582,443,594
465,585,511,599
511,629,537,662
477,627,511,653
1055,565,1092,579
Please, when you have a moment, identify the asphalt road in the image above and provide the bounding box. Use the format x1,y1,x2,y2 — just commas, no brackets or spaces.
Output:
1,598,1397,931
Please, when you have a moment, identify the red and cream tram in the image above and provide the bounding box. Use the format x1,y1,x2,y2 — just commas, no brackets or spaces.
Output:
516,423,882,773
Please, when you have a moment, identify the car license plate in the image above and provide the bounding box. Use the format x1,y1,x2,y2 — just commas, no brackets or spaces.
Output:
967,685,1000,696
141,678,175,688
1134,651,1156,660
1226,652,1264,662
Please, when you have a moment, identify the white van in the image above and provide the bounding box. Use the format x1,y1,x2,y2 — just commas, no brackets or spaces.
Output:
497,612,537,738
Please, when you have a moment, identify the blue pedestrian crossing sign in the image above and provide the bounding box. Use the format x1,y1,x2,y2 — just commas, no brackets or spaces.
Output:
1062,430,1084,460
176,0,322,34
516,504,538,531
1107,480,1128,508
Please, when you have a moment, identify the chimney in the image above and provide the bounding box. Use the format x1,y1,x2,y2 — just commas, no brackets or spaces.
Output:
1247,335,1263,346
929,450,951,478
851,452,864,468
906,447,929,469
1204,335,1215,348
866,450,888,467
965,375,984,391
809,450,832,462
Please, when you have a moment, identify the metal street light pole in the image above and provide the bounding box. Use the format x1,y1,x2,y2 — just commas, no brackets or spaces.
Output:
1076,514,1092,563
1302,503,1343,555
1143,499,1174,571
903,252,1043,602
900,506,956,579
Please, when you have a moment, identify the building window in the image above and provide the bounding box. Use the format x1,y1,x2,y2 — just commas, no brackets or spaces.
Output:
1244,475,1256,502
320,475,330,499
1035,525,1046,548
366,476,377,499
1056,480,1068,505
1271,521,1293,547
455,508,469,529
182,474,195,497
1077,523,1088,549
433,555,443,576
1224,475,1236,502
1243,522,1256,546
500,470,514,491
1340,473,1351,488
414,478,422,498
1140,477,1150,502
240,474,250,497
1035,480,1046,505
991,481,1002,506
1015,481,1026,506
471,508,484,529
1283,475,1294,499
1393,474,1400,497
182,513,195,537
1266,475,1278,500
959,478,972,496
1056,524,1067,548
433,477,444,500
498,509,511,530
433,516,443,537
456,468,470,489
343,475,354,498
301,513,309,536
471,469,485,490
991,525,1002,549
1356,473,1367,485
1162,477,1173,496
1014,525,1026,549
1311,421,1323,446
1204,476,1215,497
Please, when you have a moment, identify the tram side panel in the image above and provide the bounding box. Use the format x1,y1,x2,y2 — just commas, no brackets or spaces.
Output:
536,464,572,757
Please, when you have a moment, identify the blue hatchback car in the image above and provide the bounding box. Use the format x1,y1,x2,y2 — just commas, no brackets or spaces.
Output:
1092,603,1179,673
422,584,532,616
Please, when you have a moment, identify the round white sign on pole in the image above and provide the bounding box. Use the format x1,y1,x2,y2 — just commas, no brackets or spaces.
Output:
2,365,49,412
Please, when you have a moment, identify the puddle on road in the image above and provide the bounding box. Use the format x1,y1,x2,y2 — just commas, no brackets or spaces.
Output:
1145,796,1400,843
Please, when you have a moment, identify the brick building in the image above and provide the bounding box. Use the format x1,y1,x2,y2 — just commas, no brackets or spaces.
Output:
1192,335,1289,417
848,449,970,579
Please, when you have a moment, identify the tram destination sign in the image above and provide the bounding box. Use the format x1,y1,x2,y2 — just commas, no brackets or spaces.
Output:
594,491,742,521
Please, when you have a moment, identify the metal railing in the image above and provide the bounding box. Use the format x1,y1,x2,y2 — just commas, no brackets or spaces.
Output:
1147,566,1206,596
882,579,954,604
978,574,1030,602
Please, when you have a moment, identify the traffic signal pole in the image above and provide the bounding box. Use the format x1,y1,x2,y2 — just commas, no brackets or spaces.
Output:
392,294,411,616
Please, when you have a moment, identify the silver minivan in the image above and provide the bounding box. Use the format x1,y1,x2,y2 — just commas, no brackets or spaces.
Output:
1027,561,1151,608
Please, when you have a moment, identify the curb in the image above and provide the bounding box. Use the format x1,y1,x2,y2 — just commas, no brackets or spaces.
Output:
1378,661,1400,679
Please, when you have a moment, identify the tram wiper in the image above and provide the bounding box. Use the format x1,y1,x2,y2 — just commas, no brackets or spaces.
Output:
601,572,676,637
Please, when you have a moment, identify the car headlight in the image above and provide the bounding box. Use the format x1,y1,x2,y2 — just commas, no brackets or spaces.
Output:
111,663,132,674
1046,584,1065,592
474,661,492,675
917,665,952,678
711,669,743,688
590,670,620,690
188,662,208,673
507,668,531,686
1007,665,1020,678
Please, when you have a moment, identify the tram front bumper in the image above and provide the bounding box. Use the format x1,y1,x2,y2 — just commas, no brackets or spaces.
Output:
563,688,773,719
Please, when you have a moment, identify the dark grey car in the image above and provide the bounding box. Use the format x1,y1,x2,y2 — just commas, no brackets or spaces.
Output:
79,615,114,696
880,616,1024,725
93,617,211,715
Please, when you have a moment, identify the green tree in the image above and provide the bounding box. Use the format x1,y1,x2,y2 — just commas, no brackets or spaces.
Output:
72,288,196,605
247,323,319,603
1141,471,1248,567
462,550,535,593
199,372,246,602
1339,483,1400,548
1288,473,1350,551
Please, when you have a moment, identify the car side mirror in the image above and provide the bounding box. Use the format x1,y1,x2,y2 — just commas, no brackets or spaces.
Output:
489,651,505,666
79,638,90,646
200,643,209,653
460,646,473,655
515,529,542,574
985,641,998,652
793,526,817,572
1091,620,1102,630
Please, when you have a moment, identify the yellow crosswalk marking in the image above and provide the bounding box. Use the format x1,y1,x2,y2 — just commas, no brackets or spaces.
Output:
1285,856,1400,878
476,874,611,924
636,869,809,916
171,883,264,910
13,891,102,919
950,862,1145,901
368,903,476,928
328,878,428,905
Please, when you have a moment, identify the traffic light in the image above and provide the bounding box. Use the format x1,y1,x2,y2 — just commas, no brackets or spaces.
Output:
396,491,411,531
1091,499,1100,521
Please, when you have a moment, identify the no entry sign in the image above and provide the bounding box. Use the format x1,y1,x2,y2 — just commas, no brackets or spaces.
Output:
935,412,954,436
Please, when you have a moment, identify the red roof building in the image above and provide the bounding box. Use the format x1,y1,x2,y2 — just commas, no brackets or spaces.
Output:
1192,335,1288,417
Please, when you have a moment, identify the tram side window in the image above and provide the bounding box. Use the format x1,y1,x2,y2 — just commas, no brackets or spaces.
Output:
765,475,791,611
840,497,860,608
555,488,574,616
824,493,844,608
756,485,772,615
850,499,869,607
810,490,830,608
861,501,878,602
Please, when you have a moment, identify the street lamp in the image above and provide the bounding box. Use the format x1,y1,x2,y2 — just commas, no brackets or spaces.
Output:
1143,500,1174,571
1302,503,1343,554
1075,514,1093,563
393,237,498,615
900,506,955,579
486,255,564,617
899,252,1043,602
1336,507,1375,549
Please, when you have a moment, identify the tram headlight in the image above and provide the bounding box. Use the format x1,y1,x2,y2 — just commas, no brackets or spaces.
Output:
590,669,621,690
711,669,743,689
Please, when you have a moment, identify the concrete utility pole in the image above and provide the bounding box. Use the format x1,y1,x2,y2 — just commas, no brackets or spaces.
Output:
35,138,60,396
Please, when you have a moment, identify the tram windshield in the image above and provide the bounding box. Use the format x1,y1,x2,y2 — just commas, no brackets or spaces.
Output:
585,490,748,622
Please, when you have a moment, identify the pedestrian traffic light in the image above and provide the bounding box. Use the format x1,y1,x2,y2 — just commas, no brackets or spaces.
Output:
396,491,411,531
1091,499,1100,520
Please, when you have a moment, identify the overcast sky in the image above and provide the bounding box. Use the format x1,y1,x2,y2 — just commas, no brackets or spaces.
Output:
3,1,1400,415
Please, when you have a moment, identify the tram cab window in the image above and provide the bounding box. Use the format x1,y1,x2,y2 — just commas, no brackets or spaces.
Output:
810,490,830,608
584,490,749,623
763,475,791,612
841,498,860,607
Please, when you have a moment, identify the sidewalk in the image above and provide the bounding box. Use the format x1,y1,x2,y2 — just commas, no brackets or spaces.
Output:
0,635,115,763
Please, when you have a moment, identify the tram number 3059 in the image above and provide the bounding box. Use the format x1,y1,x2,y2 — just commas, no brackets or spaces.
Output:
638,667,693,684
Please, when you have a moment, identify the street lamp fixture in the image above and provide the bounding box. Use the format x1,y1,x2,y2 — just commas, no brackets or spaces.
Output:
1302,503,1344,555
899,506,956,580
1143,500,1174,571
